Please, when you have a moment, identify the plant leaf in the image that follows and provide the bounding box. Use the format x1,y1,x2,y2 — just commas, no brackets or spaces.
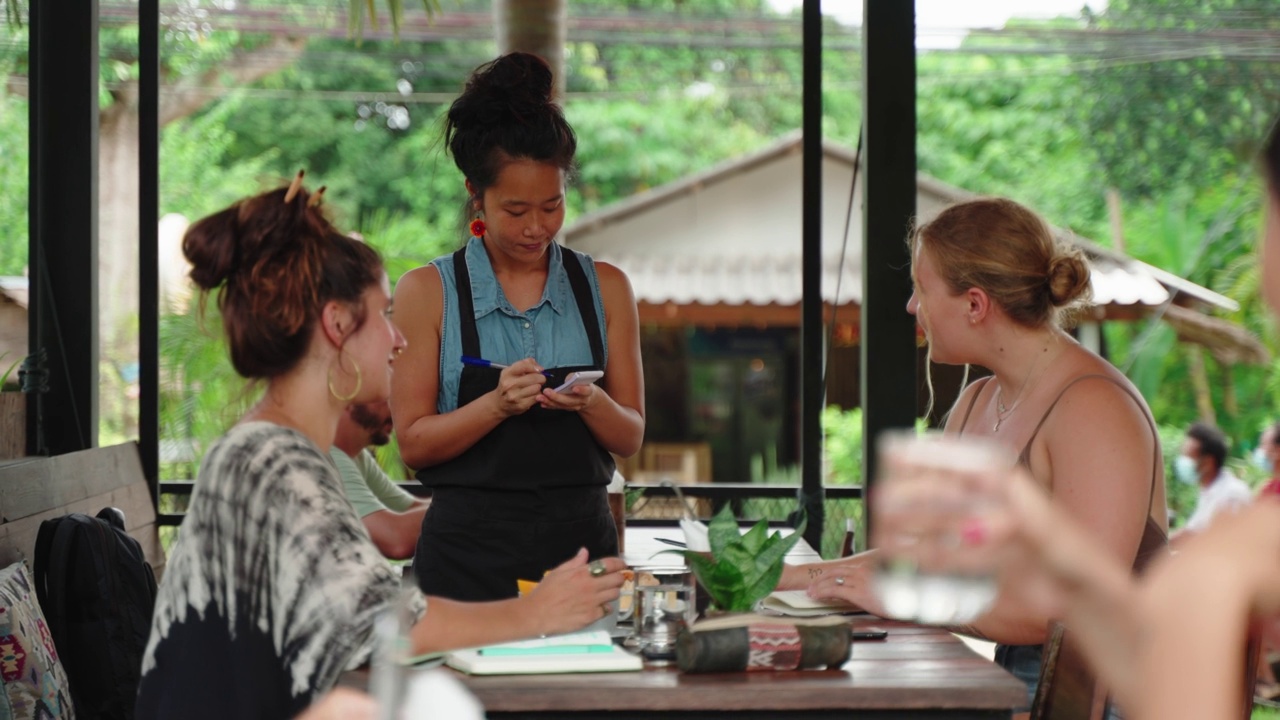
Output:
742,559,787,608
707,504,740,557
739,518,769,555
686,553,745,611
0,353,17,387
751,516,806,585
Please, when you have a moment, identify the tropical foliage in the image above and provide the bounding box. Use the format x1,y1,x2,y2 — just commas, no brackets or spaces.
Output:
3,0,1280,486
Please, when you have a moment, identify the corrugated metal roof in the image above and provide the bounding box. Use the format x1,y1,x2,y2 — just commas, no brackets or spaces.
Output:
598,250,1175,309
566,132,1236,314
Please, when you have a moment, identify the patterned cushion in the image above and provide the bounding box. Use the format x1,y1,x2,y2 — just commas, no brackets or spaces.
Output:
0,561,74,719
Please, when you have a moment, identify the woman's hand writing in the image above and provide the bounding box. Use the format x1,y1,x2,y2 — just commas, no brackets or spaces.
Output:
491,359,547,417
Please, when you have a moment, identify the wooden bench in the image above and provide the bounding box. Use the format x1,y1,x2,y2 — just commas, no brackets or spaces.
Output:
0,442,165,578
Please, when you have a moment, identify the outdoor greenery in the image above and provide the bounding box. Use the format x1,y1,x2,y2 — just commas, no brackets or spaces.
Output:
2,0,1280,498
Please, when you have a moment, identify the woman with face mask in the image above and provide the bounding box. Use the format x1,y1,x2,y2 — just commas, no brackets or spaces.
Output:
1170,422,1251,546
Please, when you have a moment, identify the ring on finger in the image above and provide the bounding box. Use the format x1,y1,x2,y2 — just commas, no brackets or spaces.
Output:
835,576,845,586
588,559,607,577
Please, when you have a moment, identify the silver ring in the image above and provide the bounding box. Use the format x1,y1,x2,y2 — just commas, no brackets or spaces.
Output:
835,576,845,586
588,559,607,577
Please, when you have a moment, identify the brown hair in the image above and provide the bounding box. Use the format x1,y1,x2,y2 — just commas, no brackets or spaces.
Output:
911,197,1091,328
444,52,577,206
183,181,384,380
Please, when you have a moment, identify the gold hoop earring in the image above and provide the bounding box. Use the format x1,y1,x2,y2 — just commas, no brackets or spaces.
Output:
328,350,363,402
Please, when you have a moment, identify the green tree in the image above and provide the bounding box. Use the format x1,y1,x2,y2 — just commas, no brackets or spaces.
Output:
1076,0,1280,199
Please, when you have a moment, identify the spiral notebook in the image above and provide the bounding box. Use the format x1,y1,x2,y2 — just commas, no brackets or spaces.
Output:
445,630,643,675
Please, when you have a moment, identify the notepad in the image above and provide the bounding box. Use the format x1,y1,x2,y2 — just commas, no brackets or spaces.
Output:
445,630,643,675
757,590,863,617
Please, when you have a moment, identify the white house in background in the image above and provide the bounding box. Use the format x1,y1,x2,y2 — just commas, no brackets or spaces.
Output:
562,131,1261,483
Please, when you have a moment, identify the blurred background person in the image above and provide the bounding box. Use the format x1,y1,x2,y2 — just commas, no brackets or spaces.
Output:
1254,422,1280,498
332,400,429,559
1171,421,1250,546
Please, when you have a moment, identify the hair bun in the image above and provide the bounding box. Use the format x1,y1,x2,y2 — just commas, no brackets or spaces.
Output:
184,208,242,291
451,52,556,130
1046,251,1091,306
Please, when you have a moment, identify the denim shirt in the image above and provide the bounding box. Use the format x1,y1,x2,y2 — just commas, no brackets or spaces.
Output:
432,237,608,414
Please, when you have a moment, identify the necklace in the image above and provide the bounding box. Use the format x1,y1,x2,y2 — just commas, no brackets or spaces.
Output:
993,343,1061,432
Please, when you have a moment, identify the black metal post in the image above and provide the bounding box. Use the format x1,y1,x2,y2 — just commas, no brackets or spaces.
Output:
27,0,99,455
140,0,160,501
799,0,825,553
860,0,917,543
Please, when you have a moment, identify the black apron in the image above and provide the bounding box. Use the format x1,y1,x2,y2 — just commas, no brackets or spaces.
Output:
414,247,618,601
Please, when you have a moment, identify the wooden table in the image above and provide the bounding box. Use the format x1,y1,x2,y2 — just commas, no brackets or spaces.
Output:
446,615,1026,719
352,525,1027,719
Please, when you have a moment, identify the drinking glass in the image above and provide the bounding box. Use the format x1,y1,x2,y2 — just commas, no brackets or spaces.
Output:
871,429,1014,625
626,564,696,662
370,584,418,720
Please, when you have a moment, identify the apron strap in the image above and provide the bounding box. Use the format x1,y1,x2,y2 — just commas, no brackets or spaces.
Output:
452,247,482,359
561,249,606,369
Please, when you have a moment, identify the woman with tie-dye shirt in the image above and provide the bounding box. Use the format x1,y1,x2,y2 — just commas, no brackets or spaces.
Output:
136,177,625,720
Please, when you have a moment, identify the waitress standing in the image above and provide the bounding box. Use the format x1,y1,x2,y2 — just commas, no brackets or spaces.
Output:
391,52,645,601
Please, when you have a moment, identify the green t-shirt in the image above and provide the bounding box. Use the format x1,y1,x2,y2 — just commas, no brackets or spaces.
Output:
329,448,418,518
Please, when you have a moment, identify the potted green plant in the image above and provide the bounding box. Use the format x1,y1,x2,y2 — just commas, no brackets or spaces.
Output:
667,505,806,613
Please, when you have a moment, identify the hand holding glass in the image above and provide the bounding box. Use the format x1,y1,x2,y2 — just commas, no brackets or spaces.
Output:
871,431,1015,625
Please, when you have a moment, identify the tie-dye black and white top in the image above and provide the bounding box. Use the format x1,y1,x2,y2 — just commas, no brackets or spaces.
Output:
136,422,427,720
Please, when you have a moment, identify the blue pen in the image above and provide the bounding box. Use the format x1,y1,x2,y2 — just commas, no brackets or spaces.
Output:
461,355,552,377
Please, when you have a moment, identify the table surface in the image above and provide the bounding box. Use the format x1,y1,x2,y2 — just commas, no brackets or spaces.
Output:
350,525,1026,719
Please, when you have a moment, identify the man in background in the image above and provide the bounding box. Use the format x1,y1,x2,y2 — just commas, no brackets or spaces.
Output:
332,400,429,559
1171,421,1251,546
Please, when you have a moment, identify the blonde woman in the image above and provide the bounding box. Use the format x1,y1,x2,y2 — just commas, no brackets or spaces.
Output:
778,197,1166,711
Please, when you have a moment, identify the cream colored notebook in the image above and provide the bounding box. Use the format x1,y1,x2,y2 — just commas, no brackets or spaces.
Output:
758,590,861,617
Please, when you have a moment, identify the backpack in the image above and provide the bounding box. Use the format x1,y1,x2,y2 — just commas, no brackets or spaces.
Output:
33,507,159,719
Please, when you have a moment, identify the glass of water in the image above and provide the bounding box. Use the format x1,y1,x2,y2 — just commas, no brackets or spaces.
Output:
628,564,696,663
871,430,1015,625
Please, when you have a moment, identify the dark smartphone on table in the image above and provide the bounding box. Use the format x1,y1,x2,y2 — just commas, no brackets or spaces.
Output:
851,630,888,641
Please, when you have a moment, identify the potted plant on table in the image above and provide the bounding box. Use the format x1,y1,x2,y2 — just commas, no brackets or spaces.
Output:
668,504,805,613
664,506,851,673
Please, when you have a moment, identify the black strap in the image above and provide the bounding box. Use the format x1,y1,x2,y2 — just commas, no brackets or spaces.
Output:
1020,374,1162,519
955,375,993,436
561,249,606,369
451,245,605,369
451,247,481,359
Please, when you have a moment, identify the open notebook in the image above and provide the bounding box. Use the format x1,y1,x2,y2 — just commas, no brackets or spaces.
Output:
758,590,863,617
445,630,643,675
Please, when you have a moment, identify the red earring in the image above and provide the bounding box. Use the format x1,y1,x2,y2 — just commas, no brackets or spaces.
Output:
469,217,486,238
